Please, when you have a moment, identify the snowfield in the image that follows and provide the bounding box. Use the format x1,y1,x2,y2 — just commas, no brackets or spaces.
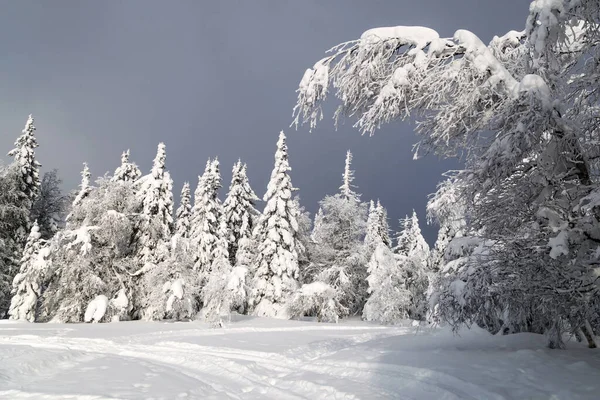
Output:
0,317,599,400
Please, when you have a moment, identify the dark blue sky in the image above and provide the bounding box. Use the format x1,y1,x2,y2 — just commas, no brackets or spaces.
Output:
0,1,529,243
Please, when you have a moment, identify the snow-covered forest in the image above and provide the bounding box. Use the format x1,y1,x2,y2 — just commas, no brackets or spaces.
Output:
1,1,600,398
1,0,600,352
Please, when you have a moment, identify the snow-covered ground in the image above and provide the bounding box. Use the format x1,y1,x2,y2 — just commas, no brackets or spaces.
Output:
0,317,599,399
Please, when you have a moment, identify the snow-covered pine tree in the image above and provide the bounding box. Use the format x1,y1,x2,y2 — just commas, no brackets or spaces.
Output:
72,163,92,209
310,207,324,243
249,131,303,318
203,219,233,327
190,158,222,279
136,143,174,267
112,149,142,183
376,201,392,248
136,143,175,320
175,182,192,239
223,160,259,266
8,114,41,208
339,150,360,202
394,211,430,320
8,221,52,322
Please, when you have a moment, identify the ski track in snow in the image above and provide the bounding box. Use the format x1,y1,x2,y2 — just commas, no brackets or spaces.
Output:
0,319,599,399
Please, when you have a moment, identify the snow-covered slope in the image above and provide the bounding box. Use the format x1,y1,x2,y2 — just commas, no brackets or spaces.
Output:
0,317,598,399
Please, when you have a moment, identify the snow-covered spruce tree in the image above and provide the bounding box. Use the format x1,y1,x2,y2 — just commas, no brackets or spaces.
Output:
293,1,600,348
71,163,92,209
0,165,32,317
30,170,68,240
190,158,223,281
376,200,392,248
202,219,233,327
223,161,259,266
8,114,41,208
339,150,360,202
303,152,369,317
112,149,142,183
394,211,430,320
175,182,192,239
249,131,303,318
363,242,411,324
41,177,140,322
135,143,175,320
8,221,52,322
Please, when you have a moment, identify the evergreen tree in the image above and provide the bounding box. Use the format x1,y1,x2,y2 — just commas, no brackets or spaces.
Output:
136,143,174,267
174,182,192,239
394,211,430,320
249,131,303,318
8,114,41,207
112,149,142,183
203,218,233,326
363,242,411,324
364,201,380,250
190,158,222,278
310,207,324,243
339,150,360,202
223,161,259,265
8,221,52,322
72,163,92,208
376,200,392,248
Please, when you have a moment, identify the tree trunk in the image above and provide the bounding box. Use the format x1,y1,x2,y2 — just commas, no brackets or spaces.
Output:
581,320,597,349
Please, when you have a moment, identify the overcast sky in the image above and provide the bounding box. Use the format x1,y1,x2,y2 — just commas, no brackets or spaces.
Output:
0,0,529,243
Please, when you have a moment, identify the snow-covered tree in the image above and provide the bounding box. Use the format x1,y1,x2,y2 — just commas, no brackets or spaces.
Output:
190,158,222,278
363,242,411,324
112,149,142,183
339,150,360,202
203,219,233,327
376,201,392,248
41,178,139,322
30,170,68,240
0,165,32,316
71,163,92,209
135,143,175,320
288,282,347,323
249,131,303,318
394,211,430,320
8,114,40,207
293,1,600,347
364,200,390,250
8,221,52,322
136,143,174,267
175,182,192,239
223,161,259,266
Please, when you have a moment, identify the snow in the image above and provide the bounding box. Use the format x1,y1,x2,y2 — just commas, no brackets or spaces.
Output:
84,295,109,323
360,26,439,49
0,317,598,399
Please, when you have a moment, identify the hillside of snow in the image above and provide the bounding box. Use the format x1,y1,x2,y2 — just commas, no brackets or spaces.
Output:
0,317,599,399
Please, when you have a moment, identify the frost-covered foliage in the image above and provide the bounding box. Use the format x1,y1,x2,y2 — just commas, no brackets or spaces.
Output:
293,1,600,347
84,295,109,323
223,161,259,266
249,132,303,318
363,243,411,324
190,159,223,278
41,178,140,323
112,149,142,183
30,170,68,240
8,221,51,322
202,220,233,327
227,265,249,313
174,182,192,239
394,211,430,320
8,115,40,207
288,282,347,322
